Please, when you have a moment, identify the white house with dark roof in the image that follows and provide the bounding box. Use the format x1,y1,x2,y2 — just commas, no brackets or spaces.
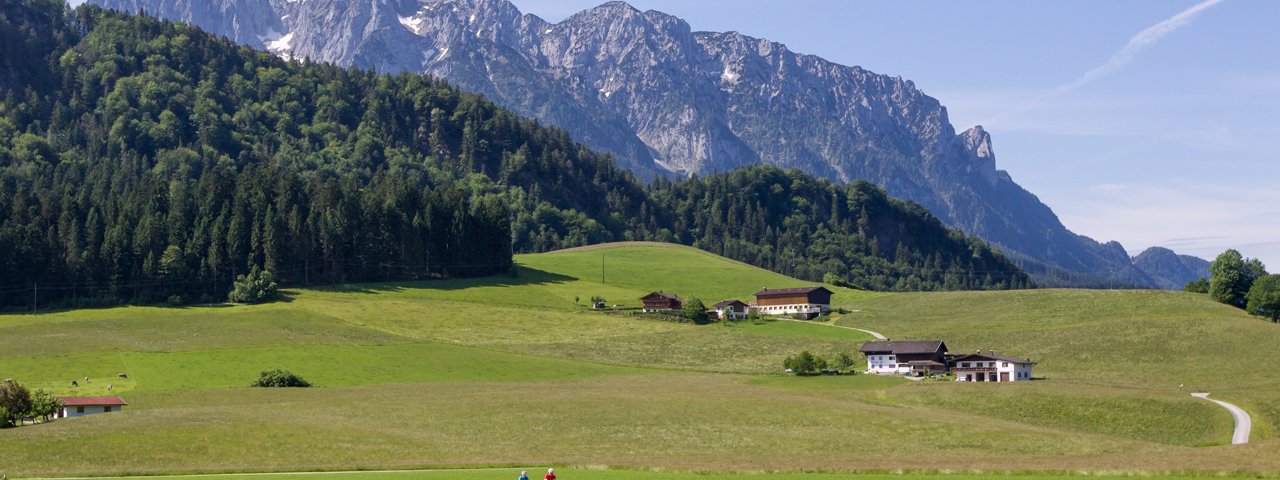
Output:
711,299,748,320
951,352,1037,382
859,340,949,375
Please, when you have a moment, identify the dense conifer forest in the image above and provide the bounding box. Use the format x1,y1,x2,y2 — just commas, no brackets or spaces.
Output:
0,1,1030,308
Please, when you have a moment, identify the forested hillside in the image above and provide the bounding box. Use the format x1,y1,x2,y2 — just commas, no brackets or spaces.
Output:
0,2,1028,308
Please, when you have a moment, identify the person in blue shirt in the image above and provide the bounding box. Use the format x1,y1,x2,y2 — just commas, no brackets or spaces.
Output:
518,471,529,480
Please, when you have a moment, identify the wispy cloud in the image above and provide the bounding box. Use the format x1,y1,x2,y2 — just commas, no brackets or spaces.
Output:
986,0,1227,125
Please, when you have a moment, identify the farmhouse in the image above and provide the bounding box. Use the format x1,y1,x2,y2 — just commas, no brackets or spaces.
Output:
859,340,948,375
711,299,748,320
58,396,128,418
753,286,833,319
640,291,682,312
951,351,1036,382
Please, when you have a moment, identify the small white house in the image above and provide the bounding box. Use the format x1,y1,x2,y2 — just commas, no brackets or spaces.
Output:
59,396,128,418
711,299,748,320
951,352,1036,382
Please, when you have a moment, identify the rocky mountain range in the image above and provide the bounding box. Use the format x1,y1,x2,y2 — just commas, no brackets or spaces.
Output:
90,0,1208,288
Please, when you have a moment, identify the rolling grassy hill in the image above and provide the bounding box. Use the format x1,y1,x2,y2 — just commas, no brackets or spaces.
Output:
1,243,1278,478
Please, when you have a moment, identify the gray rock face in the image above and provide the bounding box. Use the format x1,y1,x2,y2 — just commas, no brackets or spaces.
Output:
89,0,1205,288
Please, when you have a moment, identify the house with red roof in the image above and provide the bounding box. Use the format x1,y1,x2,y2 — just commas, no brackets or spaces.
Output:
59,396,128,418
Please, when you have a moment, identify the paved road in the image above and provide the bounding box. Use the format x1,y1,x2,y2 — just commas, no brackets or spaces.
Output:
1192,392,1251,445
776,318,886,339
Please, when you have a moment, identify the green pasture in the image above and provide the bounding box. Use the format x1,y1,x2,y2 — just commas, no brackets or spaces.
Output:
2,242,1279,477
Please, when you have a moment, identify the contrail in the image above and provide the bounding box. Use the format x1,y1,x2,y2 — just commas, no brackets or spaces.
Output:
987,0,1227,125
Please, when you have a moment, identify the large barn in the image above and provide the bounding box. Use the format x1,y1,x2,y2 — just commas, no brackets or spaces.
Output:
753,286,833,319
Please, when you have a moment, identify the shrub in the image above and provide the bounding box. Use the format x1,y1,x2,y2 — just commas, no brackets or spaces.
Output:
251,370,311,388
228,266,280,304
823,272,851,288
834,353,855,372
0,406,10,428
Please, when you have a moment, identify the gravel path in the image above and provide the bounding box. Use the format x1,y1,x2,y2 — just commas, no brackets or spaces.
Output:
776,318,887,339
1192,392,1251,445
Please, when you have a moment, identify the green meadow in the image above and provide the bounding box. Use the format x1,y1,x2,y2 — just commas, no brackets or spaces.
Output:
2,242,1279,478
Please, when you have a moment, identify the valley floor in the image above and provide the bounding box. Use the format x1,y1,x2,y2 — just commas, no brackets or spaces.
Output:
2,244,1278,477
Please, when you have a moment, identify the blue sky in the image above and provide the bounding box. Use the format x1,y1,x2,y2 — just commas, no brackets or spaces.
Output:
73,0,1278,267
508,0,1279,268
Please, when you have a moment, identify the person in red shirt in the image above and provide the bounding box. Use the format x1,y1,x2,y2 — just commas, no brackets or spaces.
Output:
544,468,556,480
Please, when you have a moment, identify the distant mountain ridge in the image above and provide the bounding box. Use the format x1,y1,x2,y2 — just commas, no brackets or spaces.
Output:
92,0,1207,288
1132,247,1211,291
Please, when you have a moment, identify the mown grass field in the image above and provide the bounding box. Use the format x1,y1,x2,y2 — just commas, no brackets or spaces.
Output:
2,242,1279,478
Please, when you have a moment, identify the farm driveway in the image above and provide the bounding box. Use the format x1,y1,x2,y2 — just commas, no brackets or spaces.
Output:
1191,392,1251,445
778,318,887,339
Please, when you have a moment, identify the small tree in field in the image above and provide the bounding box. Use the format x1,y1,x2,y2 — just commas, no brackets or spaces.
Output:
783,351,827,375
682,297,709,325
228,266,280,304
0,379,33,426
29,389,62,423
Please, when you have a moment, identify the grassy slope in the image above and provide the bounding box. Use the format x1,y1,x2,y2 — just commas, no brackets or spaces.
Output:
840,289,1280,442
2,243,1279,477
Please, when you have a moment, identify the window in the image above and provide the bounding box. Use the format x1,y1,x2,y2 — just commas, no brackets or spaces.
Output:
104,406,112,413
961,362,969,368
1002,362,1009,367
76,406,84,413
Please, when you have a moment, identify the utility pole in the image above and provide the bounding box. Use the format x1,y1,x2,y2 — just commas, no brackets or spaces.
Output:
32,283,37,313
601,251,605,284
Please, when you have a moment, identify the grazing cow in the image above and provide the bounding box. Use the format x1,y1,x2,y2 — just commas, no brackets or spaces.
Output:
84,376,89,383
71,380,79,387
118,373,128,379
107,384,113,391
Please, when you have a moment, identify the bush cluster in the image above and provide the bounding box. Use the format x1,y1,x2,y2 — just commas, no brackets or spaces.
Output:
0,379,62,427
251,370,311,388
783,351,856,376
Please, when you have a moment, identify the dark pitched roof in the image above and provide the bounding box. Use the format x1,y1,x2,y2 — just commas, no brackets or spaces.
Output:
859,340,948,355
906,360,945,366
753,286,833,297
952,353,1037,365
60,396,128,407
641,291,680,301
713,299,746,309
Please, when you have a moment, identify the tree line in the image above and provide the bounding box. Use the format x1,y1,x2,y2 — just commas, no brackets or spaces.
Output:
1186,249,1279,321
0,2,1030,309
